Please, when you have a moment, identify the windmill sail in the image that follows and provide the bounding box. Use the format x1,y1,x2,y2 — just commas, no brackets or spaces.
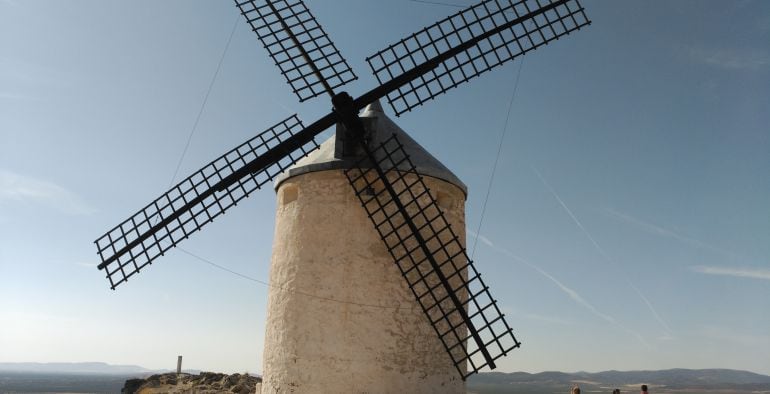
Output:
94,0,591,381
95,114,321,289
345,134,521,379
366,0,590,115
236,0,357,101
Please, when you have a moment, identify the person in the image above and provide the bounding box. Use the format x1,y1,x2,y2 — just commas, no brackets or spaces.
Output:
571,385,581,394
613,389,621,394
641,384,649,394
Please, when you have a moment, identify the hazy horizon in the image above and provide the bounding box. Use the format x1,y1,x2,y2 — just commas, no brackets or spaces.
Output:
2,361,770,377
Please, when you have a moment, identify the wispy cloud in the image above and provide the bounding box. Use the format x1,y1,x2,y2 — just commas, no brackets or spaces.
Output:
519,312,573,326
0,92,34,101
604,207,738,258
688,46,770,70
691,265,770,281
700,325,770,347
0,169,95,215
758,14,770,32
531,167,673,336
467,230,650,347
657,334,675,341
0,58,70,97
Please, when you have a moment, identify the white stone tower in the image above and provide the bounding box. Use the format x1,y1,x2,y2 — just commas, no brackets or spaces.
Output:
260,101,468,393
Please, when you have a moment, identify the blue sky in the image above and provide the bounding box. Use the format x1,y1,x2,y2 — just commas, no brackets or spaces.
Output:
1,0,768,375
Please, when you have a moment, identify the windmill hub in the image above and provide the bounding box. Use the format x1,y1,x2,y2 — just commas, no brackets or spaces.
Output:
330,92,360,132
274,101,466,195
331,91,372,155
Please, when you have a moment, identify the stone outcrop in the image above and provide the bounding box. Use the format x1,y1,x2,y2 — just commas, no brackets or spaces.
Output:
122,372,260,394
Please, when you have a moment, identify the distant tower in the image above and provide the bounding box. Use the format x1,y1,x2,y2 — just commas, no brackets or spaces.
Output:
261,101,468,393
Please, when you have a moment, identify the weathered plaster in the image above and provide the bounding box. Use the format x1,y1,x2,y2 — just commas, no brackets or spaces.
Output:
261,169,467,394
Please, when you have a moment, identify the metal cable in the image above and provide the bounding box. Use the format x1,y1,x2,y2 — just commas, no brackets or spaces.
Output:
161,14,403,311
167,14,240,187
471,58,524,258
179,248,404,310
171,2,519,311
408,0,466,8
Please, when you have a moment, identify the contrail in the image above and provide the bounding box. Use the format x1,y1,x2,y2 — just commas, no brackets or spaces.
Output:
467,230,651,348
692,265,770,281
273,100,296,118
604,207,740,258
531,166,674,336
520,255,651,348
530,167,610,261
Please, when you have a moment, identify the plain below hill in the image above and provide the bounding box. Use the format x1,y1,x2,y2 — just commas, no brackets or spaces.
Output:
0,362,153,374
0,362,203,393
467,368,770,393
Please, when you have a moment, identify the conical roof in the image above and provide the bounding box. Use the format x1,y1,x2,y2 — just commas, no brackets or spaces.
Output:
274,101,467,195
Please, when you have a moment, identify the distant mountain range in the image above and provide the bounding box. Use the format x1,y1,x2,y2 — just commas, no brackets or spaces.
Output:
467,369,770,393
3,363,769,393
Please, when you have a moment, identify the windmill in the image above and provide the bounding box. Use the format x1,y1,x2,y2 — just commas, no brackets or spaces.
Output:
94,0,590,390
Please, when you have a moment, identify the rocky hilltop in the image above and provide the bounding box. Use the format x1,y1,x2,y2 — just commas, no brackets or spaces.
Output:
122,372,260,394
